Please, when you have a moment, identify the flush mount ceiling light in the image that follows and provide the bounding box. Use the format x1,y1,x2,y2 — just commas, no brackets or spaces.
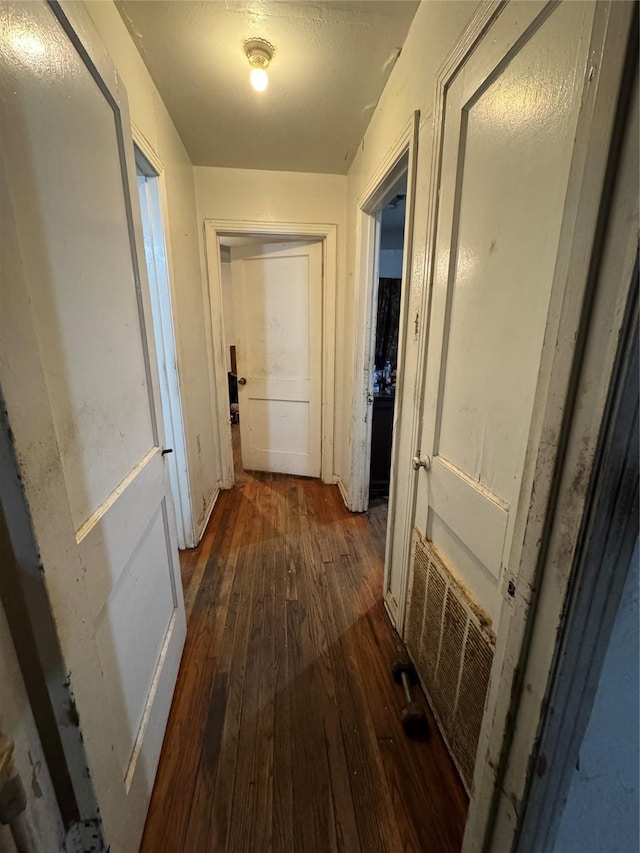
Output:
244,38,274,92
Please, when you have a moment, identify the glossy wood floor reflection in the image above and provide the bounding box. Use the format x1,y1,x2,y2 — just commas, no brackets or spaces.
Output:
141,428,468,852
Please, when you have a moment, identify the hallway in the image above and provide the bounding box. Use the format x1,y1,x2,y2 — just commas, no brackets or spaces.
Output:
141,451,467,851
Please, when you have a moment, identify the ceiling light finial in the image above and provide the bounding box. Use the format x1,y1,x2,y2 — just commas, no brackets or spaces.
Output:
244,37,274,92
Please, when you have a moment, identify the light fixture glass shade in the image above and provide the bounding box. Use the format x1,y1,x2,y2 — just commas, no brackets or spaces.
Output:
250,67,268,92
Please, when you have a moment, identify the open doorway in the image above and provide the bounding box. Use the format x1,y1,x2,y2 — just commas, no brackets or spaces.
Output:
218,236,324,481
368,177,407,503
135,146,193,547
204,221,338,489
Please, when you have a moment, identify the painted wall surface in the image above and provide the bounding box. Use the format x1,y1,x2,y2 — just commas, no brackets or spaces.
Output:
85,2,220,543
379,250,404,279
342,1,480,498
220,262,235,372
552,543,639,853
0,603,62,853
194,166,348,479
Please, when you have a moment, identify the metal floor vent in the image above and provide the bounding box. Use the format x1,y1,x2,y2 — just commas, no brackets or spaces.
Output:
405,530,495,792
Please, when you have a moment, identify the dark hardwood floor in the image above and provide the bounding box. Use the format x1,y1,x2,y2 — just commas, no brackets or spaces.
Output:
141,427,467,852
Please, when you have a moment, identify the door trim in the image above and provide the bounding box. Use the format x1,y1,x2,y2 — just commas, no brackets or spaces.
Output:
204,219,337,486
349,112,418,516
349,113,420,632
515,267,638,852
133,127,195,549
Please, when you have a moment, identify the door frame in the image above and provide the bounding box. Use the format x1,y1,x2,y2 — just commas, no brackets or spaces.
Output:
348,113,419,630
397,1,636,851
514,267,638,852
133,129,194,548
204,219,337,486
349,112,419,514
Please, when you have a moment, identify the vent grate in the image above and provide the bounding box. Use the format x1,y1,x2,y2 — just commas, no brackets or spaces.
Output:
405,530,495,792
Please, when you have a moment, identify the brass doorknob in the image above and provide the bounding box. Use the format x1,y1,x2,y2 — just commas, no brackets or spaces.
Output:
238,377,247,385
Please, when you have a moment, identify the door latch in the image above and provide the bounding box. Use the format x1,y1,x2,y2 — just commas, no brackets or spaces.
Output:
161,447,173,456
411,454,431,471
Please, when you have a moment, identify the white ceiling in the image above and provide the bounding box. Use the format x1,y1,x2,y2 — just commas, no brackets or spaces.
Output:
116,1,420,174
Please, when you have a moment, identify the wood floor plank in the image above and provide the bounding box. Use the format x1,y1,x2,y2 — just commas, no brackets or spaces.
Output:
181,489,260,852
272,536,296,851
141,430,468,852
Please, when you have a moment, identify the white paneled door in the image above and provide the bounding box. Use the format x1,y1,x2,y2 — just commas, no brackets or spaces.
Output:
231,241,322,477
407,0,598,627
0,2,185,850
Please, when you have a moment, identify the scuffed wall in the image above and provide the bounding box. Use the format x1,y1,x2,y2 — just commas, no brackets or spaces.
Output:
85,2,221,544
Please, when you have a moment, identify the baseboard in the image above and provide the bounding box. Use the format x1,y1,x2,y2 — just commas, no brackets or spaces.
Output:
195,487,220,545
383,591,399,631
337,477,352,511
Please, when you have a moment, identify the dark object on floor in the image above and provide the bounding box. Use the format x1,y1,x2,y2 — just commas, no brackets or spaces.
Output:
392,654,429,739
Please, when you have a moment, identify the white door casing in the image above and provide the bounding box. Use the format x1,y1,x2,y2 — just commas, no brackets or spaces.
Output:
0,2,186,849
231,241,323,477
349,114,419,519
204,220,337,488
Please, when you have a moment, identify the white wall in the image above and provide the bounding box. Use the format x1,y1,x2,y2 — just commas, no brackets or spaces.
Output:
379,250,404,279
341,1,480,498
552,542,639,853
220,262,235,373
85,2,221,544
0,603,61,853
194,166,348,479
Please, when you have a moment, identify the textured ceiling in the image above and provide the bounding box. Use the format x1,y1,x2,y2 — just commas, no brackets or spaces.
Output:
116,1,419,174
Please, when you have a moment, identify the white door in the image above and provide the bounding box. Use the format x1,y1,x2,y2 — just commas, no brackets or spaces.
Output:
231,241,322,477
406,0,598,627
0,2,185,850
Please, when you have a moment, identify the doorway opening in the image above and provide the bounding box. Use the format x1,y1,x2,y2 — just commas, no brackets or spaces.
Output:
368,176,407,504
134,146,193,547
349,115,419,631
204,221,338,490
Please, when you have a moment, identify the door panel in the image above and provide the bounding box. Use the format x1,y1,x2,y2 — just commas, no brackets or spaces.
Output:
3,2,155,529
415,0,593,625
0,2,185,848
95,501,175,774
231,241,322,476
